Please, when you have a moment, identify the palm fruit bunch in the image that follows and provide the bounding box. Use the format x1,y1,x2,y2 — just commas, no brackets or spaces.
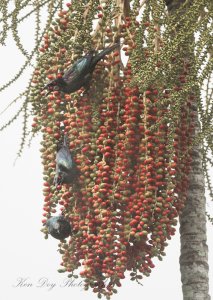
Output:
29,0,196,298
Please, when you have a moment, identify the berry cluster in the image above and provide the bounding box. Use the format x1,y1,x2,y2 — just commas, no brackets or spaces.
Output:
29,2,195,298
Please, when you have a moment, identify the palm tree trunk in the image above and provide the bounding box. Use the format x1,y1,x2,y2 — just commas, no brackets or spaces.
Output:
179,114,211,300
165,1,211,299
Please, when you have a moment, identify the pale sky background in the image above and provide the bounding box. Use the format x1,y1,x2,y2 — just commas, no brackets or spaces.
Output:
0,6,212,300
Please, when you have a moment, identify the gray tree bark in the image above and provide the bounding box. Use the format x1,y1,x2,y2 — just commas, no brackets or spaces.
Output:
179,117,210,300
165,1,211,299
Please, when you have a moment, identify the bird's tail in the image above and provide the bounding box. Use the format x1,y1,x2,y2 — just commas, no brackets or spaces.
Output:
92,43,120,66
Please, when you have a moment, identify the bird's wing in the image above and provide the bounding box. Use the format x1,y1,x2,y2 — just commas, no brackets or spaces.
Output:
63,54,93,84
56,146,73,171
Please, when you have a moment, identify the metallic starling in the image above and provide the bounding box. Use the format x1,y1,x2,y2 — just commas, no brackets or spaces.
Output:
46,216,71,240
42,43,119,95
54,135,78,186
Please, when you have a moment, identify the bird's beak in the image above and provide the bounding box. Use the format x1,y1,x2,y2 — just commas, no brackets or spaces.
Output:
41,83,49,91
41,80,54,96
45,90,51,96
40,86,51,96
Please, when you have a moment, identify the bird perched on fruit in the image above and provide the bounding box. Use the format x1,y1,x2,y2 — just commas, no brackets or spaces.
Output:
42,43,119,95
46,216,71,240
54,135,78,186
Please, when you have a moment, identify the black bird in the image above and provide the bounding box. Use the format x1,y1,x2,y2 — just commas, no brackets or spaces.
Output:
42,43,119,95
54,135,78,186
46,216,71,240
